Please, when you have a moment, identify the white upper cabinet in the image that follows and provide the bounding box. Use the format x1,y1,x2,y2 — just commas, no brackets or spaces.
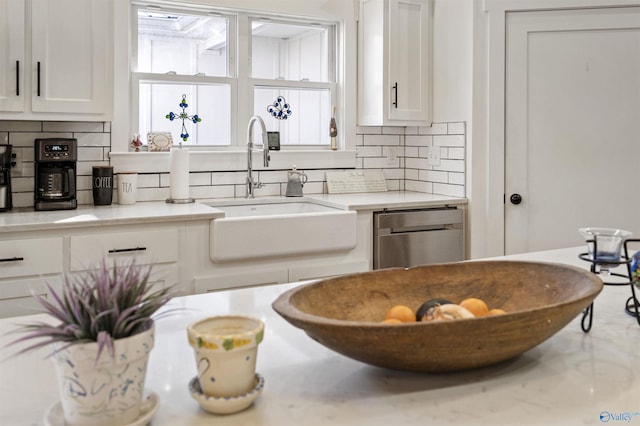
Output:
0,0,112,120
0,0,25,112
358,0,432,126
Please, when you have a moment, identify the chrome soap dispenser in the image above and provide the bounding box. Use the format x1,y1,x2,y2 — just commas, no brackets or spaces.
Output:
285,166,308,197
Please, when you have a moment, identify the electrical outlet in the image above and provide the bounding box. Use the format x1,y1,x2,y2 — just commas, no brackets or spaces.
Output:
431,147,441,166
426,147,441,166
11,149,23,176
386,147,398,166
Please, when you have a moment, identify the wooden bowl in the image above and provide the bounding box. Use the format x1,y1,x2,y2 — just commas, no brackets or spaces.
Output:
272,261,603,372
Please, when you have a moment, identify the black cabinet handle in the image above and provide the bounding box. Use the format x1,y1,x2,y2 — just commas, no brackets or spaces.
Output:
0,256,24,263
392,82,398,108
108,247,147,254
37,61,41,97
16,60,19,96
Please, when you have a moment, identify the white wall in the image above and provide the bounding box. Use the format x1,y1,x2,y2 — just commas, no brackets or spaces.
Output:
432,0,473,123
432,0,474,255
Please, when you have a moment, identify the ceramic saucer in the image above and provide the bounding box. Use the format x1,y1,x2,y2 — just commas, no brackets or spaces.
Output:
43,391,159,426
189,373,265,415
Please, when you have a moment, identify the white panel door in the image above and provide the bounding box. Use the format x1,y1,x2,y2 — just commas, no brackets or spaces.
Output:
505,7,640,254
0,0,25,112
31,0,109,114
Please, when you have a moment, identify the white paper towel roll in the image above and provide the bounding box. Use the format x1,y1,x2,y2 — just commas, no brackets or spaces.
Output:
170,147,189,200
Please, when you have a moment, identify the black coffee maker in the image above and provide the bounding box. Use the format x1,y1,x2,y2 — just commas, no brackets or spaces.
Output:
34,138,77,211
0,145,12,211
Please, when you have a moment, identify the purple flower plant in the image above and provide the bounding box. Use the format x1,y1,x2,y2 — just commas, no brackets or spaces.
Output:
8,258,175,362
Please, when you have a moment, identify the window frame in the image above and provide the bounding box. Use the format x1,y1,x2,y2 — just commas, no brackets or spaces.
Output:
131,3,339,150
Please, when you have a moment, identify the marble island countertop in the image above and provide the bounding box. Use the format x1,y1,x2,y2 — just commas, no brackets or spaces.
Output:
1,246,639,425
0,191,466,232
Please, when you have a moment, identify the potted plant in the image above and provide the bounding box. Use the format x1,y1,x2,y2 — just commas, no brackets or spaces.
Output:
9,258,175,426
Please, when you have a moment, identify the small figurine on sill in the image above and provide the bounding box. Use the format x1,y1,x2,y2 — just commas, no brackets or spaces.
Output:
130,133,143,152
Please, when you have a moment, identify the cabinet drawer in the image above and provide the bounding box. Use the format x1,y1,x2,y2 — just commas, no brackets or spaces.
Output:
70,229,179,271
0,276,62,318
0,238,63,279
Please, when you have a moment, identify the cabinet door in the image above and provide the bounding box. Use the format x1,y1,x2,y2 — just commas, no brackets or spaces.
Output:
0,0,25,112
31,0,109,114
387,0,431,122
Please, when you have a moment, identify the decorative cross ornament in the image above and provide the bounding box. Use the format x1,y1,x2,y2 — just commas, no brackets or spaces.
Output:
166,94,202,146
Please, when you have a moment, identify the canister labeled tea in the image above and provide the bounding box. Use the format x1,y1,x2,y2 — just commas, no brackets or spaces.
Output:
117,172,137,205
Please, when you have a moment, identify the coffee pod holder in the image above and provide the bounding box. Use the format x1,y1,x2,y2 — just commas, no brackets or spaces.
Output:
578,237,640,332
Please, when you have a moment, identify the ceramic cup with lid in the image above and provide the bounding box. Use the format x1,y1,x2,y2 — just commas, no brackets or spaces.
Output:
187,315,264,397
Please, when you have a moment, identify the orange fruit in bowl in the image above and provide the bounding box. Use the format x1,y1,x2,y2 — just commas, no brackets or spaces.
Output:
381,318,403,325
459,298,490,317
489,308,506,315
385,305,417,323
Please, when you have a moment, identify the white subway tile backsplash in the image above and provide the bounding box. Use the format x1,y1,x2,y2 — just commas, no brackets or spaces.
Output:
137,174,161,188
363,134,402,146
418,123,447,135
0,121,41,132
75,133,110,147
9,132,73,147
434,134,464,147
383,169,405,180
437,159,465,173
405,135,433,147
405,157,430,170
447,122,466,135
433,183,465,197
406,180,433,193
448,172,465,185
356,126,383,135
43,121,105,133
1,118,467,209
419,169,448,183
448,147,465,160
190,172,212,186
382,127,405,135
356,145,383,158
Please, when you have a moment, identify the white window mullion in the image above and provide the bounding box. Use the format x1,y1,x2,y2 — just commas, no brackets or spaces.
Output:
237,13,252,148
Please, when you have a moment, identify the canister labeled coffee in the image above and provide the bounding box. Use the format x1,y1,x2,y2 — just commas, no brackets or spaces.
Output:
92,166,113,206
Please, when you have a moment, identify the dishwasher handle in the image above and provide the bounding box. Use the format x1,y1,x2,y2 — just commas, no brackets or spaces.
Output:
381,222,462,234
375,208,463,232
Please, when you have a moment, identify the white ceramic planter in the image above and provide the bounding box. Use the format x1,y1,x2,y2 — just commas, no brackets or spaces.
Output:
51,324,155,426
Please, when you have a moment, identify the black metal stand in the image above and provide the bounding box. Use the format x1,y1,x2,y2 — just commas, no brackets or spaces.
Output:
578,238,640,332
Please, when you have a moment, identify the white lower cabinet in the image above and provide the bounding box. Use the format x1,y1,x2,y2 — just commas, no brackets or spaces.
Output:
0,276,62,318
69,227,181,291
192,260,370,294
0,223,185,317
0,236,63,318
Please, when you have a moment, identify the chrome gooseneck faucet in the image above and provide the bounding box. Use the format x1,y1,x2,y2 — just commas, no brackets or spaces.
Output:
246,115,270,198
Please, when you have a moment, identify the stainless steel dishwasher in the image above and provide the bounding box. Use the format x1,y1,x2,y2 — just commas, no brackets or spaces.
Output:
373,207,464,269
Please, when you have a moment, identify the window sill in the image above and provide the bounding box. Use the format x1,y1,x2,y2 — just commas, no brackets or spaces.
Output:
109,150,357,173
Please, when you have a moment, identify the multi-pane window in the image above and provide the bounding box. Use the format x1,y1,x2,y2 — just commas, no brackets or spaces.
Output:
133,5,337,148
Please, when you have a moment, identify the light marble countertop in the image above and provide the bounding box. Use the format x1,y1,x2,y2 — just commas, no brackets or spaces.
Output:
0,191,466,232
1,246,639,425
306,191,467,210
0,201,225,232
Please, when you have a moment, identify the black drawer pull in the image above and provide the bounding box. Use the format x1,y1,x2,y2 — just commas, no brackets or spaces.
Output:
0,256,24,263
108,247,147,254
